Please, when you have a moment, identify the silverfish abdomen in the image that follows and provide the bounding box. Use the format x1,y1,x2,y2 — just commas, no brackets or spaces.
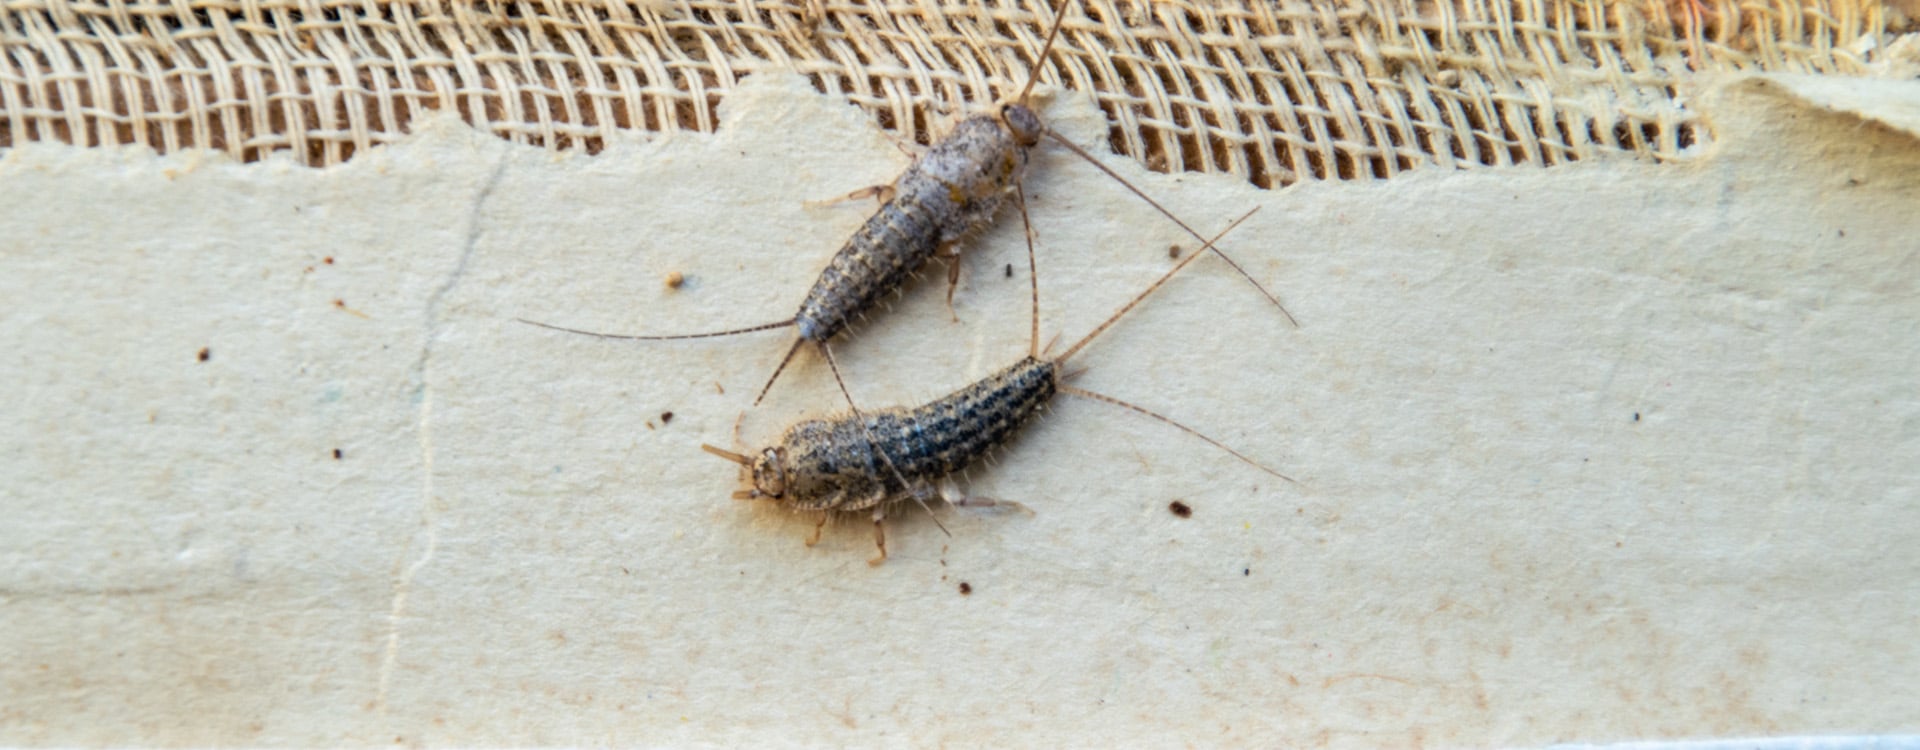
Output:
778,356,1056,508
792,115,1030,342
793,196,941,342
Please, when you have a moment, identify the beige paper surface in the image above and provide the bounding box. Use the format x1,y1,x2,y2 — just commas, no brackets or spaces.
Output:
2,72,1916,746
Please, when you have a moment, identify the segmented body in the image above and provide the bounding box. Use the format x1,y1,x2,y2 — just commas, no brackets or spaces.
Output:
795,110,1042,343
753,357,1055,511
712,207,1278,564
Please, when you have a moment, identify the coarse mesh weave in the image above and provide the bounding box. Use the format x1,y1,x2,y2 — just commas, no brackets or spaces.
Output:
0,0,1912,187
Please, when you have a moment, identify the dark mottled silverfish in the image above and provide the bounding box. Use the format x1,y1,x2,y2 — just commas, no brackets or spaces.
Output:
519,0,1296,408
704,207,1291,564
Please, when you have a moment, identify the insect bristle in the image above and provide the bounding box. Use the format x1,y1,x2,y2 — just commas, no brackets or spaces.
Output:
1033,209,1293,482
1042,133,1299,328
517,317,795,342
1055,208,1259,366
1058,384,1294,483
1015,0,1073,106
751,339,812,407
702,443,754,465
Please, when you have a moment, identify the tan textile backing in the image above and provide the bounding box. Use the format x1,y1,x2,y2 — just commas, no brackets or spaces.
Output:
0,0,1912,186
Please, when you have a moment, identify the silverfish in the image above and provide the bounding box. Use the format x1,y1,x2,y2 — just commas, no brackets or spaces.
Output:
704,207,1290,564
520,0,1296,409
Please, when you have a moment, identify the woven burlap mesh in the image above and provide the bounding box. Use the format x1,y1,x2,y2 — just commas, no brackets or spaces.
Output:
0,0,1910,187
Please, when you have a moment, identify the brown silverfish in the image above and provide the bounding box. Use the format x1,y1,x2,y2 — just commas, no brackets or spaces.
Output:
519,0,1295,409
705,207,1291,564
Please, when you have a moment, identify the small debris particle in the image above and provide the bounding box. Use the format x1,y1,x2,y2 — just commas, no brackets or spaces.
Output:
1004,263,1013,278
332,299,370,319
661,411,674,424
958,582,972,596
1243,568,1251,576
1168,500,1192,518
332,448,343,460
1168,244,1182,258
665,271,685,289
323,256,335,265
1633,412,1641,422
197,347,211,362
714,382,725,395
646,421,656,430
